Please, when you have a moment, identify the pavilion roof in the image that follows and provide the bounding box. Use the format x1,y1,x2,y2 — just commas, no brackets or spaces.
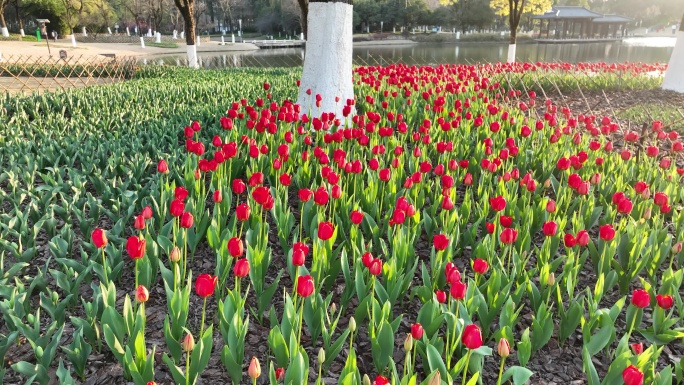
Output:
533,6,605,20
591,14,633,23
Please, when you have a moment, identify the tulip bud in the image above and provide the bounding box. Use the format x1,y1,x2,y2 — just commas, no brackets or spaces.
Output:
349,317,357,333
497,338,511,358
363,374,371,385
330,303,337,315
547,273,555,287
427,371,442,385
404,333,414,352
248,356,261,379
169,246,181,263
641,187,651,200
182,333,195,352
673,242,683,254
318,347,326,364
136,285,149,303
643,207,652,220
35,346,44,359
543,179,551,188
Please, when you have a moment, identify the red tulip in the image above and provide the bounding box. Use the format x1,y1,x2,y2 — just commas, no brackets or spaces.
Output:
126,236,146,259
450,281,467,300
599,224,616,241
656,294,673,309
485,222,495,234
411,323,424,340
236,203,251,221
314,187,329,206
545,199,556,213
180,212,194,228
292,242,308,266
195,274,218,297
232,179,246,194
279,174,292,186
233,258,250,278
275,367,285,381
433,234,449,251
576,230,590,246
170,199,185,217
91,228,108,248
542,221,558,237
654,192,668,207
489,196,506,211
645,146,659,158
175,186,189,201
473,258,488,274
318,221,335,241
435,289,447,303
378,168,391,182
350,210,364,225
253,186,271,205
499,215,513,228
622,365,644,385
228,237,244,258
213,190,223,203
299,188,313,202
630,343,643,355
500,228,518,244
157,159,169,174
141,206,153,220
462,324,483,349
564,233,576,248
134,215,145,230
631,289,650,308
369,258,383,276
296,275,314,297
373,375,390,385
617,198,633,214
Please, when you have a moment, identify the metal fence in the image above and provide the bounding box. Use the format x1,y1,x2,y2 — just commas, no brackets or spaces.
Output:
0,54,137,95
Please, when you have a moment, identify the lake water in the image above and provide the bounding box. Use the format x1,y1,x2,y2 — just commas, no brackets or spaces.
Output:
143,37,676,68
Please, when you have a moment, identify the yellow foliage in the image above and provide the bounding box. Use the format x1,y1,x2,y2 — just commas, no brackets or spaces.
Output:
489,0,552,16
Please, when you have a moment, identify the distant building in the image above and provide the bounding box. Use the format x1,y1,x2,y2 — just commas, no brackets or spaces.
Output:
533,6,631,42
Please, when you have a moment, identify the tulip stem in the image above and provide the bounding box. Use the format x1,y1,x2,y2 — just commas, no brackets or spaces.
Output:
370,277,376,338
461,349,472,385
135,259,139,289
185,348,191,385
297,298,305,347
496,357,506,385
447,300,460,369
101,248,108,284
199,297,207,340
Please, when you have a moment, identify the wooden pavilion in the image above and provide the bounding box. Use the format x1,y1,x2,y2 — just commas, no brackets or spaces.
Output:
533,6,632,42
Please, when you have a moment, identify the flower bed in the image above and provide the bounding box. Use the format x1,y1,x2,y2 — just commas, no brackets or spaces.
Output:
0,63,681,385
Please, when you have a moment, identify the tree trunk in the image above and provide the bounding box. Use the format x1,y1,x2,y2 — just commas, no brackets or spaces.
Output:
297,0,354,119
174,0,198,68
297,0,307,39
662,13,684,93
0,5,10,37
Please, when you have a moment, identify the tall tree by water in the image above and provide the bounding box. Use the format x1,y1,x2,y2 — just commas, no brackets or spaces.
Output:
0,0,9,36
489,0,552,62
296,0,354,118
173,0,198,68
662,14,684,93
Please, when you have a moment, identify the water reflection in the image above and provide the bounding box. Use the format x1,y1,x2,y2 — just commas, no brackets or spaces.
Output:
144,37,676,68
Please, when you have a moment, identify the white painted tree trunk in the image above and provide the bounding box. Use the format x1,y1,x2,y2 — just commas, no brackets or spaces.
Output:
82,27,87,36
187,44,198,68
507,44,516,63
71,34,77,47
19,29,25,36
662,30,684,93
297,2,354,118
140,37,145,48
1,27,9,37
